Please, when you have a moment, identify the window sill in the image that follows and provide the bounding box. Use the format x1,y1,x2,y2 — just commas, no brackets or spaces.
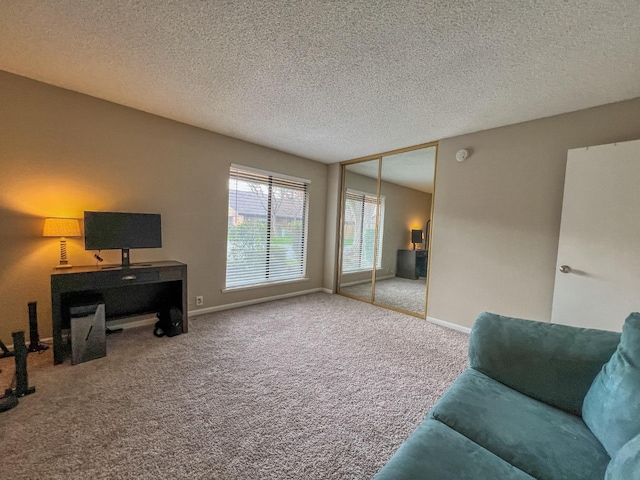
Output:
222,277,310,293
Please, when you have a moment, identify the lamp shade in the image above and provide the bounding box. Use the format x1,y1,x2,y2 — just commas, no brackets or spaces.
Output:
43,218,81,238
411,229,423,244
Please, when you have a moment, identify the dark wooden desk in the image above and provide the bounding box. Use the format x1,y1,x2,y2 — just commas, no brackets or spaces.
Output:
51,261,188,364
396,249,428,280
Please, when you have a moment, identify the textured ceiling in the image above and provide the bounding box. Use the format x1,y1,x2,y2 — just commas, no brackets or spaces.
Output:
1,1,639,163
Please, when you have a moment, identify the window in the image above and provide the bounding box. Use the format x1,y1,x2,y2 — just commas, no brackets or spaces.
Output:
226,165,309,288
342,189,384,273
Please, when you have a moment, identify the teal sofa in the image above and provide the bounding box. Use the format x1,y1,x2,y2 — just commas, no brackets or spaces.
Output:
375,312,640,480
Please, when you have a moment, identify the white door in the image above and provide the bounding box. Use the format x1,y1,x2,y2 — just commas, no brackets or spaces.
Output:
551,139,640,332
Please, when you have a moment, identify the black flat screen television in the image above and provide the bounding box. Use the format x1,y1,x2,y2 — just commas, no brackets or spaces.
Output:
84,211,162,267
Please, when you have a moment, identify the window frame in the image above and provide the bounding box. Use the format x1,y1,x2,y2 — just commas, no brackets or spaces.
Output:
225,164,310,290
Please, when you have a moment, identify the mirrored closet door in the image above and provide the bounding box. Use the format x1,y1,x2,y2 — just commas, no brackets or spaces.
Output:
337,143,437,318
338,159,381,303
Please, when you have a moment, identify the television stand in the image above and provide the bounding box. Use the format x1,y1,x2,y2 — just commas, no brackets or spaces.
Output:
100,262,153,270
396,249,428,279
51,261,187,365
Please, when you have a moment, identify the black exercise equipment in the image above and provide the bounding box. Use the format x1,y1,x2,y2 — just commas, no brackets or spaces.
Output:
0,331,36,412
1,302,40,412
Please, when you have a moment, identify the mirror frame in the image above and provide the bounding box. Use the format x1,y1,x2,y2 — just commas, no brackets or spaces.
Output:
336,141,439,319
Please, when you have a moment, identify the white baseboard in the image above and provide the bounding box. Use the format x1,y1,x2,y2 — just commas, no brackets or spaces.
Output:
13,291,332,350
340,274,395,288
426,316,471,334
340,278,371,287
377,274,397,281
108,314,158,330
375,274,396,282
2,315,157,350
5,336,54,352
189,287,328,317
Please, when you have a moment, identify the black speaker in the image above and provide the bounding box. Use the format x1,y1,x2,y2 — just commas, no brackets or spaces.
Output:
28,301,48,353
28,302,38,343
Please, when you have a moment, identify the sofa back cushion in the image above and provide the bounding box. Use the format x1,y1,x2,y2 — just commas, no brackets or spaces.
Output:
469,312,620,415
583,313,640,457
605,434,640,480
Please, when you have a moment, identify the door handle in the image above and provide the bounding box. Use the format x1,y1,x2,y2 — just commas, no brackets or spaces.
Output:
558,265,572,274
122,275,137,281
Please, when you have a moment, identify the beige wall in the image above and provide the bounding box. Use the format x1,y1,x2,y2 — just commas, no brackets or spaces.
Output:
429,97,640,328
0,71,328,340
322,163,341,291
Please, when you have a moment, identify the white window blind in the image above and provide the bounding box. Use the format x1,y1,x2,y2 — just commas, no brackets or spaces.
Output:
226,165,309,288
342,189,384,273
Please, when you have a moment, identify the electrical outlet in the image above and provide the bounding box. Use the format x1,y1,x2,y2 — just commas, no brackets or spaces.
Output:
196,296,204,306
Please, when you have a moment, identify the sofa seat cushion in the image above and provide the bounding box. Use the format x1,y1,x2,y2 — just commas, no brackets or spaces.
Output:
374,418,535,480
431,369,610,480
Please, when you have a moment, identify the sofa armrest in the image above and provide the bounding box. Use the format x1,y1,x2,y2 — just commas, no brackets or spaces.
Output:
469,312,620,415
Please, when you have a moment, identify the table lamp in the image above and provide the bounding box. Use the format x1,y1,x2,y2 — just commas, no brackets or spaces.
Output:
43,218,81,269
411,229,423,250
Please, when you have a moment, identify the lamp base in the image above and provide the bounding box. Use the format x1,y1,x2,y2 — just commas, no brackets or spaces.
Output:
55,264,73,269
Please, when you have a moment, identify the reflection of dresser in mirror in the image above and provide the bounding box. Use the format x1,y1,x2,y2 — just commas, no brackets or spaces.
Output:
396,249,428,279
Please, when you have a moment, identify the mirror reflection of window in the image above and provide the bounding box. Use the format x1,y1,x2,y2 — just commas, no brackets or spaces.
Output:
342,190,384,273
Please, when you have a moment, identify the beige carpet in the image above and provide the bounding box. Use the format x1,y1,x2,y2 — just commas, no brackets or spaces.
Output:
0,292,468,479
